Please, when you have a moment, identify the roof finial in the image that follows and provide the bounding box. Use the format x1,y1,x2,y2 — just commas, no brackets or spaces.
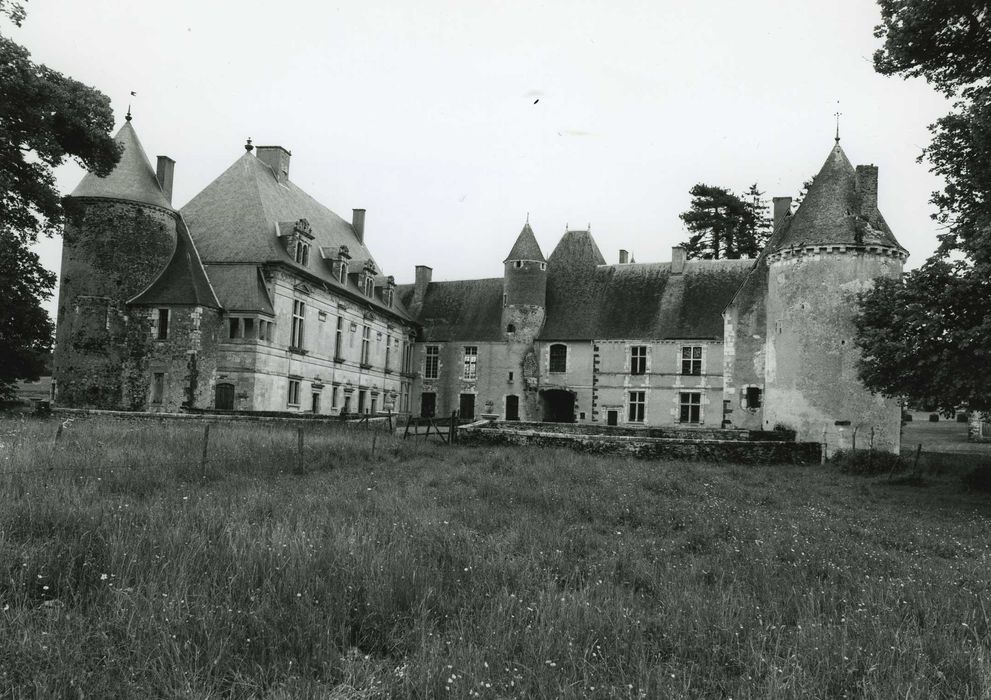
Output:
526,212,529,224
126,90,136,122
834,101,842,144
245,137,254,152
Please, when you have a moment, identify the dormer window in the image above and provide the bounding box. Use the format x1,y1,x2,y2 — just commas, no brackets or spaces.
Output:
364,276,374,297
383,276,396,306
293,240,310,266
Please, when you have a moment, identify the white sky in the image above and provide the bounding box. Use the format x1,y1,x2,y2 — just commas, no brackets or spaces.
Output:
13,0,950,317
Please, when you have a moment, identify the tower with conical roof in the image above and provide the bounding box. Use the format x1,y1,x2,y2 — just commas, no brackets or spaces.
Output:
53,116,179,408
502,220,547,343
762,140,908,453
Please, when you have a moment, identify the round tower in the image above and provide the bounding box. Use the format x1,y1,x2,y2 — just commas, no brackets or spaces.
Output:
53,116,178,408
763,141,908,454
502,220,547,343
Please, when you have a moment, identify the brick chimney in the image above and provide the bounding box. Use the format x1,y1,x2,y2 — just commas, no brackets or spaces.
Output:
156,156,175,204
352,209,366,244
411,265,432,315
619,249,629,264
772,196,792,230
671,246,686,274
256,146,291,184
855,165,878,214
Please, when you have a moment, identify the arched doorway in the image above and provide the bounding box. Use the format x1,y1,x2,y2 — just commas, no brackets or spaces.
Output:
215,383,235,410
540,389,575,423
505,394,520,421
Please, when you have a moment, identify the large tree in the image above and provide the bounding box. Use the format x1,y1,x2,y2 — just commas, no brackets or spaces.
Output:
678,183,771,259
854,0,991,415
0,5,120,399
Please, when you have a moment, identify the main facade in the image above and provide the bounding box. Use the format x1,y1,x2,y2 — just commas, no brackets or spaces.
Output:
52,119,907,453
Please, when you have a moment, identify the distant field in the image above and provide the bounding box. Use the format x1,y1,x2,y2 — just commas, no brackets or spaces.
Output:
1,415,989,698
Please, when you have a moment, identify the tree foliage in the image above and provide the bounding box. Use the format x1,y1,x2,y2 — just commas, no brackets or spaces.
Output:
678,183,771,259
855,0,991,414
0,11,121,398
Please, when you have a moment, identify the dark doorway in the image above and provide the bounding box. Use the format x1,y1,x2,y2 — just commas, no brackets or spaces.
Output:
607,410,618,426
420,392,436,418
312,392,321,413
505,394,520,421
459,393,475,420
215,383,234,410
540,389,575,423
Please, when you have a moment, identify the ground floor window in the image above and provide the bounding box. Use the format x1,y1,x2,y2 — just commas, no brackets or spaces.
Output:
743,386,762,409
628,391,645,423
151,372,165,404
680,391,702,424
287,379,301,406
312,391,321,413
332,386,339,410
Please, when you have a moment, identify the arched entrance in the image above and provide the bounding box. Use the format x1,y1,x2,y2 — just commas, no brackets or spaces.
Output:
540,389,575,423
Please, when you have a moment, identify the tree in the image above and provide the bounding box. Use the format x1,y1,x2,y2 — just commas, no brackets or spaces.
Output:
678,183,771,259
0,7,121,398
854,0,991,415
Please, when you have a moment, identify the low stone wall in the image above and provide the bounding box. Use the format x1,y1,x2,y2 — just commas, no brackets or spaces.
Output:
53,407,397,427
478,420,794,442
460,426,821,464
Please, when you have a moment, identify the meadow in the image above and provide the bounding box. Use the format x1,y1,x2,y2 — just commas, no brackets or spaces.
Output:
1,415,989,698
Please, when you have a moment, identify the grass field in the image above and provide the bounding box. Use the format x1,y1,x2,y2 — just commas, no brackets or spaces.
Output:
1,416,990,698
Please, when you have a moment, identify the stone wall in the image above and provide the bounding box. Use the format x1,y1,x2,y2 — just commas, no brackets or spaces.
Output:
142,306,223,412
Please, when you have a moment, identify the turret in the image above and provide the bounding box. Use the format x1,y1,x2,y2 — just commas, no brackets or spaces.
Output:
763,140,908,454
502,220,547,342
53,115,178,408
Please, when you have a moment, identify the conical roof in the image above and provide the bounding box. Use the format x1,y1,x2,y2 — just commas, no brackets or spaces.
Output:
128,215,221,308
547,229,606,269
504,222,545,262
770,142,904,254
69,120,172,209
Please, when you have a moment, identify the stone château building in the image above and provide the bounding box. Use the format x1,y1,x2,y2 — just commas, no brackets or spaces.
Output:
52,118,907,453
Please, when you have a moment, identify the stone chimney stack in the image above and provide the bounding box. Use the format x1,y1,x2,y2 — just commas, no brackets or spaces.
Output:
411,265,432,315
772,197,792,230
619,249,629,264
855,165,879,214
156,156,175,204
352,209,366,244
256,146,291,184
671,245,686,274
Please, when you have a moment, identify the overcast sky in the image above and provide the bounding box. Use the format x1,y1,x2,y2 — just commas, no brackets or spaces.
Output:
12,0,950,316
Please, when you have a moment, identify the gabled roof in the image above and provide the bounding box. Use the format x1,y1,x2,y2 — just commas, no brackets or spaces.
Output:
70,121,172,210
129,216,221,308
770,142,905,254
180,150,412,321
397,278,504,342
504,222,545,262
541,258,752,340
203,264,275,315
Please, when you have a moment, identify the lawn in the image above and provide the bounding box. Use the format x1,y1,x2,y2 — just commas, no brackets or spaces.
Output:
1,415,989,698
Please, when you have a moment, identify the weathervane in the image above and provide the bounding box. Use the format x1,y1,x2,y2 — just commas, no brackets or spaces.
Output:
834,102,842,143
126,90,136,122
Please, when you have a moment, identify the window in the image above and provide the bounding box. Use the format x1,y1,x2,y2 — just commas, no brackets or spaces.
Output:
506,323,516,333
385,334,391,370
628,391,645,423
744,386,763,409
151,372,165,403
631,345,647,375
287,379,301,406
312,391,321,413
228,317,240,339
358,390,367,414
156,309,169,340
370,396,377,414
290,300,305,349
364,276,374,297
332,386,339,409
243,318,255,338
549,344,567,373
339,260,348,284
681,345,702,376
258,320,269,341
679,392,702,424
360,326,371,366
424,345,439,379
463,346,478,380
293,240,309,266
335,317,344,358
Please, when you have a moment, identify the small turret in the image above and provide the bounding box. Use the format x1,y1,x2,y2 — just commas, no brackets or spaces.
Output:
502,220,547,342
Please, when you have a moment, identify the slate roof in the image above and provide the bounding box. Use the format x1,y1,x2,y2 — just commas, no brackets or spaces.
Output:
397,278,504,342
203,264,275,315
70,121,173,210
181,150,412,320
771,142,905,254
129,216,221,308
504,222,546,262
542,259,752,340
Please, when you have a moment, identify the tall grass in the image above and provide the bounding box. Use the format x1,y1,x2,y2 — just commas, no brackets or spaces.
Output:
1,415,990,698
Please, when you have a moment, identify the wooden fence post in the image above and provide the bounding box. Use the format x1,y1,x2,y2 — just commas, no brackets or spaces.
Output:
200,423,210,478
371,433,377,458
297,426,304,472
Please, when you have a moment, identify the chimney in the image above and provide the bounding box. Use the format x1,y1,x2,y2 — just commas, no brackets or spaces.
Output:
772,196,792,230
352,209,366,244
255,146,291,184
671,246,686,274
855,165,878,214
156,156,175,204
619,249,629,264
